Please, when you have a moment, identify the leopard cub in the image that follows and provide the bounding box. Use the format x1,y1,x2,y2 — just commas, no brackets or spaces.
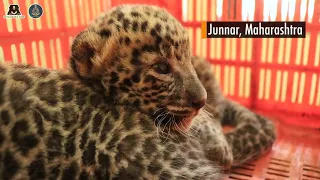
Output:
0,5,276,180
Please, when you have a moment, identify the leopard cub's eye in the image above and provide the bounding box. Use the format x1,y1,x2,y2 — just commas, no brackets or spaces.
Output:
153,61,171,74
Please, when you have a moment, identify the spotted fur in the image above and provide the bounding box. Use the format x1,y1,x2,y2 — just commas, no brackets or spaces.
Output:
0,5,275,180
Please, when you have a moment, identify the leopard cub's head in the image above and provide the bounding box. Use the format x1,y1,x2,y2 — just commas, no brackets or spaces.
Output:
70,5,207,131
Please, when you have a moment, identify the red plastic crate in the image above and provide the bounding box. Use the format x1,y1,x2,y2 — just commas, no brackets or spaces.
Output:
0,0,319,179
181,0,320,129
0,0,110,69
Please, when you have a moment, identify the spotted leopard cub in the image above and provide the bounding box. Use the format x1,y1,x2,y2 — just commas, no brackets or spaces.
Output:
0,4,275,180
0,5,221,180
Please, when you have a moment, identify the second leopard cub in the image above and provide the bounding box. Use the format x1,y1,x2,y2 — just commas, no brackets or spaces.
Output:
0,4,276,179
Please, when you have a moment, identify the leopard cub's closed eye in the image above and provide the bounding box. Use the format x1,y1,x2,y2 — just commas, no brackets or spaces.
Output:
152,60,171,74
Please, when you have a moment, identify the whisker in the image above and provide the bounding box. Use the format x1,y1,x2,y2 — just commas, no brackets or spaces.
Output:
173,121,185,140
162,114,173,142
156,111,168,129
182,120,196,138
153,108,168,139
175,120,189,138
155,110,167,122
153,107,165,115
167,115,180,142
159,112,169,124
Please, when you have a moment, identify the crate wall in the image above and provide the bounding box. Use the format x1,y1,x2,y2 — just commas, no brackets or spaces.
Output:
0,0,110,69
182,0,320,128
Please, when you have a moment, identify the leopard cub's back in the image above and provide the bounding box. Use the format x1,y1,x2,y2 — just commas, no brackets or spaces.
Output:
0,63,222,179
0,64,145,179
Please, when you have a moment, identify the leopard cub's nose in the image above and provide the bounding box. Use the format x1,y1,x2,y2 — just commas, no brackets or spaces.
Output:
191,97,206,110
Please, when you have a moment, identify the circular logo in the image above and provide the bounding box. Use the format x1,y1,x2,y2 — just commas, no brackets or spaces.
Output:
28,4,43,18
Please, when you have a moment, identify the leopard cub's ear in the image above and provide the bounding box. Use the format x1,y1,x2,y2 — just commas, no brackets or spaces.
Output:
70,30,117,80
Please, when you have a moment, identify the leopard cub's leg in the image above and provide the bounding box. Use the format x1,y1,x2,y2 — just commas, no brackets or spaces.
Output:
190,56,233,169
190,111,233,170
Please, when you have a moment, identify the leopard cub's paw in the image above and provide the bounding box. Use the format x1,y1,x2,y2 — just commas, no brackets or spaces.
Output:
206,142,234,170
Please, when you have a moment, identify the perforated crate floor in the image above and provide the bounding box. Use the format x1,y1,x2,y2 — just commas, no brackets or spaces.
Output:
223,113,320,180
